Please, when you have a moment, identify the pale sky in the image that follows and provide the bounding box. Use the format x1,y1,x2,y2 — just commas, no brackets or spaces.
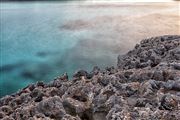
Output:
87,0,174,2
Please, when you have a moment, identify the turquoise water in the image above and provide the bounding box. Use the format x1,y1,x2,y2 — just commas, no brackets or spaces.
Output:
0,2,118,97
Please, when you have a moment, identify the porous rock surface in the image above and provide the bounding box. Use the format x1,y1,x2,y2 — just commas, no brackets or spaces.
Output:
0,35,180,120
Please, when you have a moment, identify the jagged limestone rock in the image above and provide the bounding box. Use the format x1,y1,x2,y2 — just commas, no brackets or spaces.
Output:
0,35,180,120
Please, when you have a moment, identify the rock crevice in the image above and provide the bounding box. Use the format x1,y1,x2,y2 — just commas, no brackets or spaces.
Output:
0,35,180,120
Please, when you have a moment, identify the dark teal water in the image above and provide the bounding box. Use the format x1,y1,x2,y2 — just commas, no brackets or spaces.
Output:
0,2,119,97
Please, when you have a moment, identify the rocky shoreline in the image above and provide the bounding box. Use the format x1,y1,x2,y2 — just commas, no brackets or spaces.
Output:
0,35,180,120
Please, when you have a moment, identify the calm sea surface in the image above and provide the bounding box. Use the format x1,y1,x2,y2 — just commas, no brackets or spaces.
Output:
1,1,178,97
0,2,118,97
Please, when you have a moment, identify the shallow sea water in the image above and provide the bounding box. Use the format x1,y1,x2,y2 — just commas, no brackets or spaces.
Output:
0,1,179,97
0,2,119,97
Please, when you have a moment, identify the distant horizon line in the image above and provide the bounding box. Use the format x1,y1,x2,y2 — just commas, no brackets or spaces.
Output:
0,0,178,2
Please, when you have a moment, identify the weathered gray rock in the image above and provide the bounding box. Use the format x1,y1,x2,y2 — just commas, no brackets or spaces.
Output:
0,35,180,120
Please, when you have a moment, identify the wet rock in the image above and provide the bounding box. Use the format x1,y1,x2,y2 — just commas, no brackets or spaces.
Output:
105,66,117,75
73,70,90,79
54,73,68,81
91,66,100,75
27,84,36,91
0,35,180,120
36,81,45,87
